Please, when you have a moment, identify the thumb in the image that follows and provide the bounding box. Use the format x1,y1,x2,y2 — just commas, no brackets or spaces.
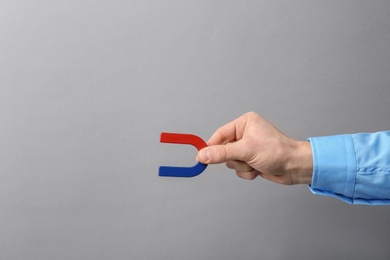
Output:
197,143,243,164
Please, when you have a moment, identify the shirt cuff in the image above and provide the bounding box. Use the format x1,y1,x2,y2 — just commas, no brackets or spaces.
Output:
308,134,357,204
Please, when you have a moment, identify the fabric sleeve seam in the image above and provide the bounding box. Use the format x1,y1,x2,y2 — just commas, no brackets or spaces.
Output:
349,134,358,203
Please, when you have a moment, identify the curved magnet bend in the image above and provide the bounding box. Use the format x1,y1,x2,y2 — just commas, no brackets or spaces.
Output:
159,132,208,177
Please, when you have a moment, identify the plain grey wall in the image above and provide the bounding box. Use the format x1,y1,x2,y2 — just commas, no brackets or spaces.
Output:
1,1,390,259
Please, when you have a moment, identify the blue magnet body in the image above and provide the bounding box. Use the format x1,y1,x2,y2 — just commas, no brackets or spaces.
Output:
159,162,207,178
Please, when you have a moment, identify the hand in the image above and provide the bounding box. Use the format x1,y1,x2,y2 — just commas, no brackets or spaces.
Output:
197,112,313,185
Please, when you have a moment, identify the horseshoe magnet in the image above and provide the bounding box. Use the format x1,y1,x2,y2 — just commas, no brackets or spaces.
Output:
159,132,208,177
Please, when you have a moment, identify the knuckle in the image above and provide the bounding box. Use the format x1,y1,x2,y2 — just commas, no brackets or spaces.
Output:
217,146,228,162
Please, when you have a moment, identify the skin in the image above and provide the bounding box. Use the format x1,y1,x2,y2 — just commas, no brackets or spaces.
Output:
196,112,313,185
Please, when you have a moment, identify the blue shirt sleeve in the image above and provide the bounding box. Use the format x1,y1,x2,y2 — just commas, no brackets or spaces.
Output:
308,131,390,205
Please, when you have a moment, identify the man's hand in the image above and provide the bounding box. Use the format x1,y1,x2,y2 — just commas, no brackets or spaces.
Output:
197,112,313,185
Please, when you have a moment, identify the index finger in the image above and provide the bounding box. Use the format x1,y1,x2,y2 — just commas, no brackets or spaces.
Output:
207,116,247,146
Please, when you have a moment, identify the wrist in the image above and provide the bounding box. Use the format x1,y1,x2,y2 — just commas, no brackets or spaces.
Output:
289,141,313,184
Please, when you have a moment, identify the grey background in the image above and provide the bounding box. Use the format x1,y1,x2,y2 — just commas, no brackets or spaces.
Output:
1,1,390,259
